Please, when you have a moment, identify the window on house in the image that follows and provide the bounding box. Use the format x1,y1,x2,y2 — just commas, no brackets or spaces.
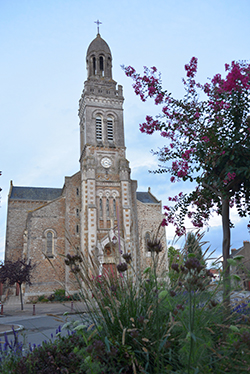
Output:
46,231,54,258
107,117,114,141
76,225,79,234
96,116,102,141
76,188,79,196
76,208,79,217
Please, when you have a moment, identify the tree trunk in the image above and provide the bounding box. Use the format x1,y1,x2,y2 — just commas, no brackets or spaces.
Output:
19,283,23,311
222,198,231,305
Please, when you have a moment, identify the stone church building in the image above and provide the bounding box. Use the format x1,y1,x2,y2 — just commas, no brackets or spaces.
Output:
5,32,166,299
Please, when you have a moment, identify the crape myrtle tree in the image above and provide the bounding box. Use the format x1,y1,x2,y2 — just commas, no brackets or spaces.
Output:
0,259,35,310
123,58,250,299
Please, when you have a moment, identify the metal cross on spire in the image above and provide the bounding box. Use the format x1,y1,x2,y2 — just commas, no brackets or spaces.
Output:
94,19,102,35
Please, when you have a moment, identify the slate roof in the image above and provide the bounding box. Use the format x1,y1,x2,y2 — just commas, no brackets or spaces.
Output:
10,186,63,201
136,192,160,204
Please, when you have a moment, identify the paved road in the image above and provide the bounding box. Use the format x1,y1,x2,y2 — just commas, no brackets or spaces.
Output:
0,301,91,348
0,314,86,348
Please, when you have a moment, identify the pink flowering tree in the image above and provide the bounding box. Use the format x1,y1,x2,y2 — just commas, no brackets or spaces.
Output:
123,59,250,297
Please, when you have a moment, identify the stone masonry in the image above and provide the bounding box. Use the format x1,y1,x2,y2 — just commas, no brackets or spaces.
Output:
4,33,167,300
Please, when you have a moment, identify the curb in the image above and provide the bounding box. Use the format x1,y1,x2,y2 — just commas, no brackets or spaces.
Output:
0,324,24,336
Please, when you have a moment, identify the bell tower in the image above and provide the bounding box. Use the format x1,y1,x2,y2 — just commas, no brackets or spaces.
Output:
78,31,138,272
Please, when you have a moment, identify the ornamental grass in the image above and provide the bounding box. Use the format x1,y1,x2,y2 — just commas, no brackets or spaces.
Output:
1,234,250,373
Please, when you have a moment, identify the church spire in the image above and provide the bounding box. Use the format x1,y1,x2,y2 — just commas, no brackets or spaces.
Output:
86,31,112,79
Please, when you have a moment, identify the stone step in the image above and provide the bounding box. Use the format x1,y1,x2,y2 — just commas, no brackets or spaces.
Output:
4,295,20,306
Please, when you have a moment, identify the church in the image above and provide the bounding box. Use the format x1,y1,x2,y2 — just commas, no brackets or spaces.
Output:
5,31,167,300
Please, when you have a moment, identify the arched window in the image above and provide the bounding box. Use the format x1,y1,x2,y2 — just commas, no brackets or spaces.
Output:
107,57,111,77
99,198,103,219
96,116,102,141
107,117,114,141
99,56,104,76
46,231,54,258
93,57,96,75
106,198,110,218
76,208,79,217
76,225,79,234
113,198,116,218
145,232,151,257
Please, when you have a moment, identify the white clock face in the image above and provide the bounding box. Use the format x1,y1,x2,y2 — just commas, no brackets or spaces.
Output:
101,157,112,168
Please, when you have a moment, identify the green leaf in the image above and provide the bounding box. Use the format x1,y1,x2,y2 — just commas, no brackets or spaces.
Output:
143,267,151,274
74,324,87,331
227,258,237,266
159,335,170,351
233,255,244,261
62,321,72,330
187,253,196,258
232,274,241,282
159,290,168,299
191,332,197,342
229,325,240,332
105,336,110,352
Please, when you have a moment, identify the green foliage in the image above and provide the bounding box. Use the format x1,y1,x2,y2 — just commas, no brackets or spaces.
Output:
2,236,250,373
184,232,203,263
168,245,183,285
37,295,49,303
35,290,80,303
54,288,65,297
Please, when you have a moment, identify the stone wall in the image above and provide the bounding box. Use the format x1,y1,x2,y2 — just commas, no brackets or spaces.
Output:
24,196,66,297
5,199,48,262
136,200,168,274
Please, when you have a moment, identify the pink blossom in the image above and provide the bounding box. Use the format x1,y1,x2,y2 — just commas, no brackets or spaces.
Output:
155,93,164,105
201,136,210,143
161,218,168,226
184,57,198,78
211,73,222,86
170,176,175,183
227,172,236,181
176,226,186,237
148,85,157,97
161,131,170,138
203,83,211,94
124,66,136,77
162,106,169,116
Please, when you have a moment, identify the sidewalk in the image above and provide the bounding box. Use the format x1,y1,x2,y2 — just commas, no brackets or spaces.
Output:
0,301,87,335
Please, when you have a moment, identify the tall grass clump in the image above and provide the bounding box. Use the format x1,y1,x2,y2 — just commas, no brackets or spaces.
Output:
61,231,250,373
1,232,250,373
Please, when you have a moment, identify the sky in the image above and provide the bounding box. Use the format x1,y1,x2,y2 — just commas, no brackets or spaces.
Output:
1,0,250,263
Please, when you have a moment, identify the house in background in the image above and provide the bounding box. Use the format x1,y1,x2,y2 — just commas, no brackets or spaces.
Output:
231,241,250,290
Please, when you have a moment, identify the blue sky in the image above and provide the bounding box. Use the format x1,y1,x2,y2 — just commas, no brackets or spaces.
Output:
1,0,249,262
